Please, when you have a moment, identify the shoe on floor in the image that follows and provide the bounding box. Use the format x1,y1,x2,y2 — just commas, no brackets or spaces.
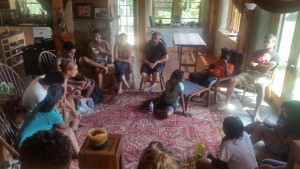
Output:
143,85,156,93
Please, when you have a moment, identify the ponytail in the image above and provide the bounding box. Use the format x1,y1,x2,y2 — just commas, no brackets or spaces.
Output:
39,84,64,112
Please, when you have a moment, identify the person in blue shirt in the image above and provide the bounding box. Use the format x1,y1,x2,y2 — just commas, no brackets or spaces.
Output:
17,84,80,156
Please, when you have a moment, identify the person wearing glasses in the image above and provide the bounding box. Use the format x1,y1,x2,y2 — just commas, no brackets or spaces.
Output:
224,34,280,121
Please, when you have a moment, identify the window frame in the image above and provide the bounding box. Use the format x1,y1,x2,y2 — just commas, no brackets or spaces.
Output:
226,0,241,32
153,0,173,25
153,0,202,26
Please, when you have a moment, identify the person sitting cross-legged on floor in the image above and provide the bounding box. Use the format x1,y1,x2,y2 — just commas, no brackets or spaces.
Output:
137,141,179,169
196,116,257,169
17,84,80,157
225,34,280,121
155,69,189,119
189,49,234,88
20,130,74,169
244,100,300,162
141,32,168,92
114,33,133,94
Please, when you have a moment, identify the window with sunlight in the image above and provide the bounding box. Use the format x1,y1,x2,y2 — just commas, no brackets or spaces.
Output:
181,0,201,24
272,12,297,97
118,0,135,45
25,0,47,16
153,0,201,26
227,0,241,33
154,0,173,25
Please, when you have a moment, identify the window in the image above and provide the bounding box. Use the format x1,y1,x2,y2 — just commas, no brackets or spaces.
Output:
118,0,135,45
181,0,201,24
272,12,297,97
25,0,47,16
227,0,241,32
154,0,173,25
153,0,201,26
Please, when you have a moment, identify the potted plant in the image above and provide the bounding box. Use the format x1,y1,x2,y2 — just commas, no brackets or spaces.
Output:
0,82,14,100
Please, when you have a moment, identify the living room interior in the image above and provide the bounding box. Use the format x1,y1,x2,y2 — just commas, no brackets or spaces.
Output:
0,0,300,169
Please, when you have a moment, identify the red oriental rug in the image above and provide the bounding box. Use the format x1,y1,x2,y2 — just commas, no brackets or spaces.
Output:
72,91,228,169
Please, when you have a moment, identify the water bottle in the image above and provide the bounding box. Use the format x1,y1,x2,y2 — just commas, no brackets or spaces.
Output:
149,102,154,113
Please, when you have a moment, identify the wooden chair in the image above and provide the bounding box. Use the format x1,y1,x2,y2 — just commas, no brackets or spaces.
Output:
38,51,56,74
0,112,19,163
0,63,25,99
211,48,245,103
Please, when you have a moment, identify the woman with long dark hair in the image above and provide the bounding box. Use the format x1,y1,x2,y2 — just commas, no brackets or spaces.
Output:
17,84,80,156
196,116,257,169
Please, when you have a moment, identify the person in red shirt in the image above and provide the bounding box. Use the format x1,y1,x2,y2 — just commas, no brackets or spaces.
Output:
189,53,234,88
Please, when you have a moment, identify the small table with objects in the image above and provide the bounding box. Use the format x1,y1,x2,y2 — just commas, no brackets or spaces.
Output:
78,134,122,169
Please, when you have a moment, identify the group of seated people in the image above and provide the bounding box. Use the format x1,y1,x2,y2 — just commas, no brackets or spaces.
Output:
19,101,300,169
15,30,298,169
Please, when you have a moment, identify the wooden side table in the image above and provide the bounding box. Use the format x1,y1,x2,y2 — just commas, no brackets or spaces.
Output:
79,134,122,169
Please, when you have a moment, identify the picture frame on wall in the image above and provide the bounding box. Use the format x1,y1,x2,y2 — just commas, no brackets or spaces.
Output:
73,3,94,19
95,8,108,19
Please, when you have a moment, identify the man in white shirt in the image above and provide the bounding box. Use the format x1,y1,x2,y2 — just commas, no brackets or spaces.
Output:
22,71,65,115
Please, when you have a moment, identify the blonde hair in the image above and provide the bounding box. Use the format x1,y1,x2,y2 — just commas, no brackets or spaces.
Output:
137,142,179,169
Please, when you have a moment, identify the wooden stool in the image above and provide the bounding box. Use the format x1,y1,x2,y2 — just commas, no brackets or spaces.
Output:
79,134,122,169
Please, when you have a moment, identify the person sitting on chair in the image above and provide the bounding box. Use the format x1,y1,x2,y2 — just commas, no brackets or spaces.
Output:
79,29,110,88
20,130,73,169
114,33,132,94
196,116,257,169
155,69,188,119
189,48,234,88
244,100,300,162
225,34,280,121
141,32,168,92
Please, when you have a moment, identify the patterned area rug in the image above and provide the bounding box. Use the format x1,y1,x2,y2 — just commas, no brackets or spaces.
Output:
73,91,228,169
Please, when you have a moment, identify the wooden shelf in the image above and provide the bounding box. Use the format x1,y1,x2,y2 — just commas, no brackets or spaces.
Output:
0,32,26,68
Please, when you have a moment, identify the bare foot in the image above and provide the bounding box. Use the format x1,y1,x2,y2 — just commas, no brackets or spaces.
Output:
253,115,261,122
118,88,123,94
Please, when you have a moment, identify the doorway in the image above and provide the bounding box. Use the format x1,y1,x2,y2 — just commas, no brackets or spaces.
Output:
271,11,300,103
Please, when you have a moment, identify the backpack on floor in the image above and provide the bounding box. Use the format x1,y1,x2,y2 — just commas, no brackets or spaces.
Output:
90,86,104,104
